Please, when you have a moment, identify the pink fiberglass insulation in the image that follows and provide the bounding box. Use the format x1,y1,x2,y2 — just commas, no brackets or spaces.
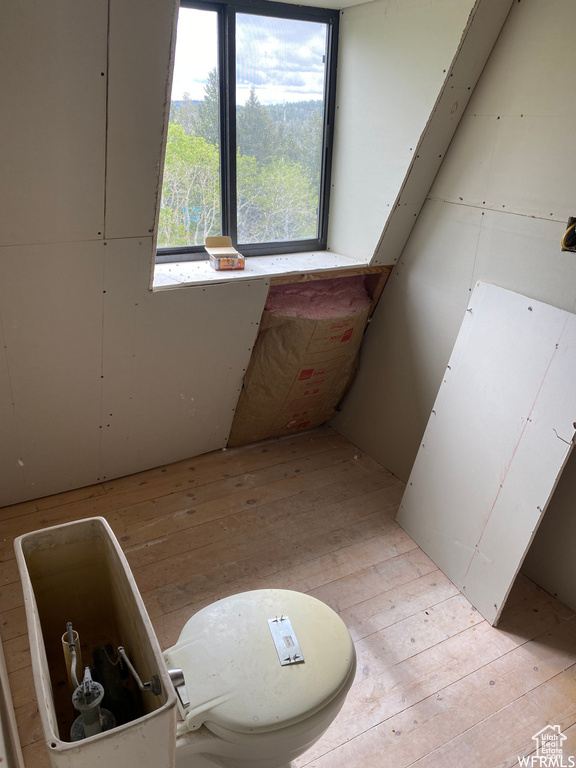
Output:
265,276,371,319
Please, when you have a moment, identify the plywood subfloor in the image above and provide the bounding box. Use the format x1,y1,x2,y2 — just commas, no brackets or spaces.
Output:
1,426,575,767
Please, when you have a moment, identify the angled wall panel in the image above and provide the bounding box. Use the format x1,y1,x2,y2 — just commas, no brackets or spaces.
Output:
371,0,513,266
331,199,483,481
328,0,476,262
397,282,576,624
105,0,179,239
100,239,269,480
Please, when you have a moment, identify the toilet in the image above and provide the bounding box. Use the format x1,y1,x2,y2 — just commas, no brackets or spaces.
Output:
165,588,356,768
15,517,356,768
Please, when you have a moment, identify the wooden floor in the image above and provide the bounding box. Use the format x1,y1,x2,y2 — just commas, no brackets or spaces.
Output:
2,425,576,768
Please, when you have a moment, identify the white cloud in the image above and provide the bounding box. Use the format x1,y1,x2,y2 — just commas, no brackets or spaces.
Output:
171,7,327,105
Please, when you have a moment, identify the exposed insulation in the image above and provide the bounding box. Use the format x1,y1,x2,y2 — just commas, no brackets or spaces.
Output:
228,277,372,447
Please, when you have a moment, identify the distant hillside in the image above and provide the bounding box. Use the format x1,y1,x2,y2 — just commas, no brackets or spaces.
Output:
170,97,322,134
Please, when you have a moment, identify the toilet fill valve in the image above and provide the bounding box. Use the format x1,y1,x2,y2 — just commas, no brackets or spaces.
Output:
70,666,117,740
64,622,116,741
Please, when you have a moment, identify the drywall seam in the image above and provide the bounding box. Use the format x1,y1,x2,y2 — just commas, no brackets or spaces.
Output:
371,0,514,266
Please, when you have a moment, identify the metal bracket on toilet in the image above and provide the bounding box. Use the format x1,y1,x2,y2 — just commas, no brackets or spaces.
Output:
268,616,305,666
168,668,190,709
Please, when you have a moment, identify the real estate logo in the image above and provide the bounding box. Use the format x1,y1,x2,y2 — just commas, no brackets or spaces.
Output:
518,725,574,767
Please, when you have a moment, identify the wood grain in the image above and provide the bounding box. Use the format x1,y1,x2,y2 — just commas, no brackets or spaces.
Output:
1,426,574,767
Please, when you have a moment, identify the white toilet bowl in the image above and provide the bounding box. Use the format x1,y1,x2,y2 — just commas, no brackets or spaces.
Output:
15,519,356,768
164,589,357,768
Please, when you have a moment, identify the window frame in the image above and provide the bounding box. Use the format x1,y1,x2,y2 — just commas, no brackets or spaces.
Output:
156,0,339,264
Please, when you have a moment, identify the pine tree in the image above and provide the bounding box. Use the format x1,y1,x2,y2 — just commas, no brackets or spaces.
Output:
195,68,220,146
237,87,276,165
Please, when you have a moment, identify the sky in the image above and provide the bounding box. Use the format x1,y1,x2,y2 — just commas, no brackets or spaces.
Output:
171,7,328,105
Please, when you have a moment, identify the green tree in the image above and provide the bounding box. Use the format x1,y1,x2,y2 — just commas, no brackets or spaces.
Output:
237,156,318,243
195,68,220,146
237,87,276,165
159,82,325,248
171,92,198,136
296,106,323,184
158,123,221,247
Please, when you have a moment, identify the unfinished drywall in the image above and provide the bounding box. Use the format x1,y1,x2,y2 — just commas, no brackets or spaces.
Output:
0,0,107,246
333,0,576,475
328,0,512,263
0,0,268,507
522,449,576,609
99,240,268,482
105,0,178,240
332,0,576,608
398,282,576,625
0,239,267,505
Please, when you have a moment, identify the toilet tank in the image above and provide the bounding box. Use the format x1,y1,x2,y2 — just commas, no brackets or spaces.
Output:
15,517,177,768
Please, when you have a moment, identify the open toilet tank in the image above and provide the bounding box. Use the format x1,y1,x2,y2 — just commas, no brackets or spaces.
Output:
14,517,177,768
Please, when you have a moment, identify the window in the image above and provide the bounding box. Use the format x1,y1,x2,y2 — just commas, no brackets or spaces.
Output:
156,0,338,262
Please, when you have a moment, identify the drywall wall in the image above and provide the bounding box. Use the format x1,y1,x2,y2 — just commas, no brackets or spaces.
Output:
332,0,576,607
0,0,107,246
328,0,512,263
0,239,267,508
522,449,576,609
398,282,576,625
0,0,268,506
0,0,511,507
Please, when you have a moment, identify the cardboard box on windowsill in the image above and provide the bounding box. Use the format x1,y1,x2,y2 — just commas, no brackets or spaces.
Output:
204,236,246,271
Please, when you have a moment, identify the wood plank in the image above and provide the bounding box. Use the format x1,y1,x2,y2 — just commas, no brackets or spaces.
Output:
306,624,576,768
2,425,575,768
101,425,340,494
158,544,431,649
0,428,344,535
122,451,394,570
269,265,391,286
139,503,413,605
0,607,28,644
402,665,576,768
302,590,576,766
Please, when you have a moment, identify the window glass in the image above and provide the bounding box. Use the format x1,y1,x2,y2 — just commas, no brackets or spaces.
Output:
158,7,221,248
235,13,328,244
157,1,337,259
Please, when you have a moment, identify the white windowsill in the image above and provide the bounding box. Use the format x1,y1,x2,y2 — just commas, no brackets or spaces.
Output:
152,250,372,290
